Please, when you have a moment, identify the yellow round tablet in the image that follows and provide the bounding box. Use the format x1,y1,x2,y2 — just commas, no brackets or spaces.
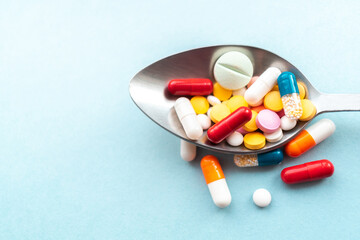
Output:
299,99,316,121
210,104,231,123
213,82,232,101
244,132,266,150
190,96,209,114
298,81,308,99
226,95,249,112
264,91,283,112
272,85,279,91
242,110,258,132
297,83,306,99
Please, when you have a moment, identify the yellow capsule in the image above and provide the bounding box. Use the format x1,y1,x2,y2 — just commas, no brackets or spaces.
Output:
242,110,258,132
210,104,231,123
190,96,209,114
299,99,316,121
264,91,283,112
226,95,248,112
244,132,266,150
213,82,232,101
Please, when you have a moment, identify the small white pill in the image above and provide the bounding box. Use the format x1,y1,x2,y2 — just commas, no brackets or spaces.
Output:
207,107,213,119
226,132,244,146
207,95,221,106
213,51,254,90
253,188,272,207
180,140,196,161
232,87,247,97
197,114,211,130
264,128,283,142
280,115,297,131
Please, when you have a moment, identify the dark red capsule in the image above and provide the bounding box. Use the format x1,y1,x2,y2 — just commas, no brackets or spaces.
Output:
207,107,252,144
281,159,334,184
167,78,213,96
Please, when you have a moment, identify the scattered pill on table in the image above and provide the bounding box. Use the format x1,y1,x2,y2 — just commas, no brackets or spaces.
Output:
252,188,272,207
234,149,283,167
285,119,336,157
201,155,231,208
213,51,254,90
168,78,213,96
281,159,334,184
180,139,197,161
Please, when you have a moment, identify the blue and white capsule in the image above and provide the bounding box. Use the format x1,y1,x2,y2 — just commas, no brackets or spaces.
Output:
234,149,284,167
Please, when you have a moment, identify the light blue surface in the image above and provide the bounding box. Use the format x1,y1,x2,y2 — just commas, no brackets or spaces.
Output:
1,1,360,239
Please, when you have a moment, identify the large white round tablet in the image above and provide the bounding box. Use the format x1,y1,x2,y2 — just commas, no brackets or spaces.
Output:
253,188,272,207
226,132,244,146
213,51,253,90
280,115,297,131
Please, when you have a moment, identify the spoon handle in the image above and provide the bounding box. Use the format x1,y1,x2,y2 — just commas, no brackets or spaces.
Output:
316,93,360,113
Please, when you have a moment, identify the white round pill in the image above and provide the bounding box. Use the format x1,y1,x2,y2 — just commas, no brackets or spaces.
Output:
207,95,221,106
207,107,212,119
252,188,271,207
226,132,244,146
232,87,247,97
281,115,297,131
196,114,211,130
213,51,253,90
264,127,283,143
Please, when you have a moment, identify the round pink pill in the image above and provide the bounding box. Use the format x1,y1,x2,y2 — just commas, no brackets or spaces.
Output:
256,109,281,133
236,127,249,135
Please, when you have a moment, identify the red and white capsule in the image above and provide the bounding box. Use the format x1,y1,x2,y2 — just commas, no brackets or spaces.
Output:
168,78,213,96
281,159,334,184
207,107,252,144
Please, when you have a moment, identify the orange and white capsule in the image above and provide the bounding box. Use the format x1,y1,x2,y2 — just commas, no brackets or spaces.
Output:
200,155,231,208
285,119,336,157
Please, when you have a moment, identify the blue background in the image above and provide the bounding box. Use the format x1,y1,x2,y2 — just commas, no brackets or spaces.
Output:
1,1,360,239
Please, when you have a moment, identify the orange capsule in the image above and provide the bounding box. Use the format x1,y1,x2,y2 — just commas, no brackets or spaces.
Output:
200,155,231,208
285,119,336,157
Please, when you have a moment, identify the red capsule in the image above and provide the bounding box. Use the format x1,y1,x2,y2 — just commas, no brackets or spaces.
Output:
281,159,334,184
167,78,213,96
207,107,252,144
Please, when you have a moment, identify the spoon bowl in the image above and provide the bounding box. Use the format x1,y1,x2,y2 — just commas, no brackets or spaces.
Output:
129,45,360,154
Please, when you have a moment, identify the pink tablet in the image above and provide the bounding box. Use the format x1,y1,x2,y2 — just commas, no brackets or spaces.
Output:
256,109,281,133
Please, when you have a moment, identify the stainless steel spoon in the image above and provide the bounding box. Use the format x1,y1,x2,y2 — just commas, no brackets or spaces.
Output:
129,45,360,154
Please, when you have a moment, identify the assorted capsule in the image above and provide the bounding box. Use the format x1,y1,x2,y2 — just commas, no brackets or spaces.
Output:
168,51,337,208
169,51,317,151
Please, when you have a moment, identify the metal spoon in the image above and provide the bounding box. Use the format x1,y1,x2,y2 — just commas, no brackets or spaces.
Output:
129,45,360,155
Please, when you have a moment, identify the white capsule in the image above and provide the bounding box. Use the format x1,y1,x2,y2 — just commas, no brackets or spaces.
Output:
253,188,272,207
280,115,297,131
213,51,254,90
208,179,232,208
248,97,263,107
180,139,196,161
196,114,211,130
264,128,283,142
174,97,203,140
245,67,281,105
207,95,221,106
232,87,247,97
306,118,336,144
226,132,244,146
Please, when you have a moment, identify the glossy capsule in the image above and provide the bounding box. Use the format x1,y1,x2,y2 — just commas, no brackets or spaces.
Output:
201,155,231,208
281,159,334,184
207,107,252,144
234,149,284,167
277,72,303,119
168,78,213,96
285,119,336,157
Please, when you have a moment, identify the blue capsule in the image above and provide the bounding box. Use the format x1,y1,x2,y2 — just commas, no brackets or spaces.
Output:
234,149,284,167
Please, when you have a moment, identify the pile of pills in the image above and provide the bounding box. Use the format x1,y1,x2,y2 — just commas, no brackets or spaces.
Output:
167,50,336,208
170,51,317,151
